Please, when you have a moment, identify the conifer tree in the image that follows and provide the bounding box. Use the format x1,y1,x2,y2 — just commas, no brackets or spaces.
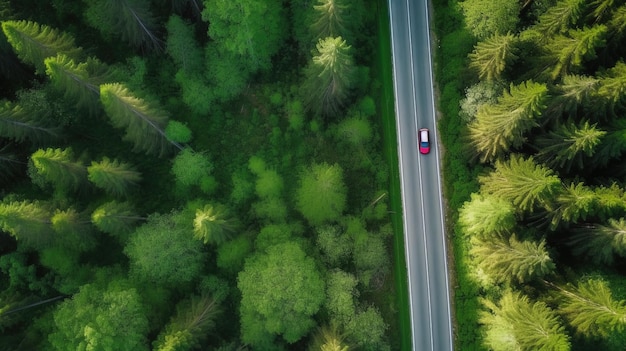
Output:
469,33,519,81
0,200,53,250
0,146,22,181
99,83,181,156
549,74,599,116
545,182,596,229
84,0,161,51
311,0,350,40
479,155,561,212
193,204,238,245
458,192,516,239
304,37,355,117
595,61,626,115
471,234,555,283
559,278,626,338
545,26,607,80
468,81,548,162
480,291,571,351
1,20,81,74
29,148,87,192
308,324,351,351
590,0,619,22
87,157,142,197
91,201,142,239
165,15,203,73
0,101,58,144
50,208,97,252
569,218,626,264
534,0,586,36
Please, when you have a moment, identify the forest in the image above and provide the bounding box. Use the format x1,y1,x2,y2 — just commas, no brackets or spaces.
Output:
0,0,400,350
433,0,626,350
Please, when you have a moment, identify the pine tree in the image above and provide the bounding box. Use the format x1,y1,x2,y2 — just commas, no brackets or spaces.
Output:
544,26,607,80
469,33,519,81
0,200,53,250
45,55,110,115
569,218,626,264
193,204,238,245
311,0,350,40
558,278,626,338
0,146,23,181
545,182,596,229
480,291,571,351
87,157,142,197
594,61,626,115
458,192,516,239
479,155,561,212
165,15,203,73
590,0,619,22
535,120,606,172
469,81,548,162
50,208,97,252
548,74,599,117
84,0,161,51
304,37,355,117
308,324,351,351
534,0,586,36
91,201,142,239
471,233,555,283
0,101,59,144
99,83,181,156
1,20,81,74
29,148,87,192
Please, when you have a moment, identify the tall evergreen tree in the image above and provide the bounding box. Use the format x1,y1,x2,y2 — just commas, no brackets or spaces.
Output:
0,200,53,250
50,208,97,252
471,233,555,283
458,192,516,239
0,101,59,144
549,74,599,117
480,291,571,351
99,83,181,156
545,182,596,229
479,155,561,212
469,81,548,162
469,33,519,81
308,324,351,351
193,204,238,245
165,15,203,73
534,0,586,36
84,0,161,51
1,20,81,74
29,148,87,192
91,201,142,239
304,37,355,117
87,157,142,197
544,26,607,80
311,0,350,40
569,218,626,264
594,61,626,115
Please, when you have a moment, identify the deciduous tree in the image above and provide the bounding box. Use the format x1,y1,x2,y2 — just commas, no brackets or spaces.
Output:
296,162,347,226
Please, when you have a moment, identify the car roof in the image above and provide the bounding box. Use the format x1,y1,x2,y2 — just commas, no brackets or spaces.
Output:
420,129,429,140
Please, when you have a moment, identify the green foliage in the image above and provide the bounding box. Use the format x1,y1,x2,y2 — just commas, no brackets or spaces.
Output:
324,269,358,328
87,157,142,197
1,20,81,73
459,81,501,122
336,115,373,146
460,0,520,39
316,225,352,267
202,0,286,71
458,193,516,239
311,0,351,41
153,294,219,351
216,235,252,275
49,282,149,351
595,61,626,115
30,148,87,193
479,155,561,212
469,81,548,162
308,324,351,351
304,37,355,117
471,233,555,284
545,182,597,229
84,0,161,51
125,212,204,287
352,230,389,287
469,33,519,81
534,0,586,36
50,208,97,252
569,218,626,265
255,168,284,199
91,201,141,238
165,15,203,73
165,120,192,144
100,83,177,156
479,291,570,351
559,277,626,338
193,204,237,245
0,100,59,144
255,223,302,252
344,307,388,351
544,25,607,80
550,74,600,116
296,162,347,226
238,241,325,346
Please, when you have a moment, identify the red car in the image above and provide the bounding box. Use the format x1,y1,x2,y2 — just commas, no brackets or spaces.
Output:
418,128,430,154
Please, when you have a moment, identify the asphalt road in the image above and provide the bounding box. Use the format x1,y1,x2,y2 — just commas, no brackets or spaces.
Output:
387,0,454,350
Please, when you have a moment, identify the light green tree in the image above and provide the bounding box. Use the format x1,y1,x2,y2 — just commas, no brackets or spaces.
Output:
534,0,586,36
100,83,181,156
1,20,81,73
0,200,53,250
171,148,214,188
304,37,355,116
51,208,97,252
324,269,358,328
469,33,519,81
544,26,607,80
595,61,626,116
49,282,149,351
549,74,599,116
471,234,555,283
193,204,238,245
345,307,388,351
479,291,571,351
91,201,142,238
87,157,142,197
316,225,352,267
84,0,161,51
545,182,597,229
296,162,347,226
458,192,516,239
479,155,561,212
30,148,87,192
468,81,548,162
460,0,520,39
311,0,353,41
308,324,351,351
238,241,325,346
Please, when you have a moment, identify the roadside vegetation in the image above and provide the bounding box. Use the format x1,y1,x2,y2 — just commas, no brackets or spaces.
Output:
0,0,402,350
433,0,626,350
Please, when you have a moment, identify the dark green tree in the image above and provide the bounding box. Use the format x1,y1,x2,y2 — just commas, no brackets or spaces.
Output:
469,33,519,81
304,37,355,117
296,162,347,226
0,101,58,144
238,241,325,346
87,157,142,197
549,74,599,116
29,148,87,192
469,81,548,162
0,200,53,250
1,20,81,73
166,15,203,73
594,61,626,115
51,208,97,252
171,148,213,188
544,26,607,80
84,0,161,51
99,83,181,156
91,201,142,239
569,218,626,264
